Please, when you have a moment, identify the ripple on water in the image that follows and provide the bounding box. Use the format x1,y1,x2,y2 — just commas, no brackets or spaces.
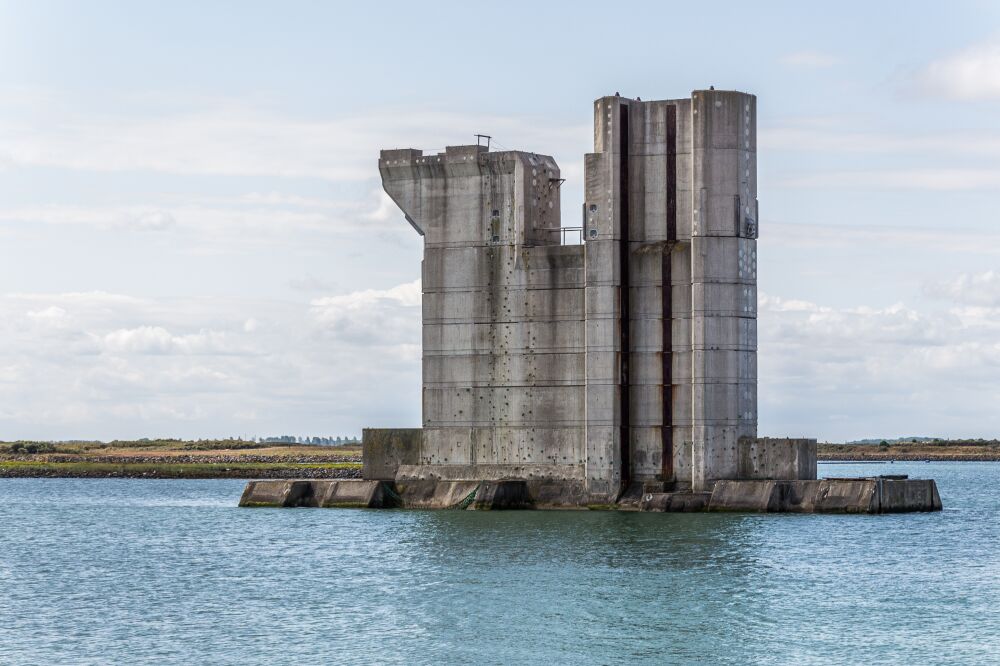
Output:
0,465,997,665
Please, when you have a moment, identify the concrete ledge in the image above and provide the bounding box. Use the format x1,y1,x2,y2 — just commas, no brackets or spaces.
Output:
238,480,400,508
395,479,533,510
877,477,942,513
238,480,313,507
639,492,712,512
315,480,401,508
238,477,942,513
707,478,942,513
396,466,587,508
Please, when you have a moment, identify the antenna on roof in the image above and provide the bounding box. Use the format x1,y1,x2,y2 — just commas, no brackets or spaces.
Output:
475,134,492,150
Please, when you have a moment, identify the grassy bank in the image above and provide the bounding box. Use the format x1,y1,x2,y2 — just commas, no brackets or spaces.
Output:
818,441,1000,461
0,439,363,479
0,461,362,479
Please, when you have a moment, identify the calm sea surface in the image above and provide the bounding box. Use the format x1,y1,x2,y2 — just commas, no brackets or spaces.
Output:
1,462,997,665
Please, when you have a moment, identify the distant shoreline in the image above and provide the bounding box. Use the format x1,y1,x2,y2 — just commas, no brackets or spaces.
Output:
817,443,1000,462
818,454,1000,462
0,463,363,479
0,440,364,479
1,440,998,479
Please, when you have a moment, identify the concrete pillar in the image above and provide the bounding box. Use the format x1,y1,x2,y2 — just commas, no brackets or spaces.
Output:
380,145,588,489
690,90,758,490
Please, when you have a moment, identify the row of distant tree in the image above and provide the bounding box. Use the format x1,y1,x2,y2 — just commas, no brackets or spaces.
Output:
253,435,360,445
847,437,1000,447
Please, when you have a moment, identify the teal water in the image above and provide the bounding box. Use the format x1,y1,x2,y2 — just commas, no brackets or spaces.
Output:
1,462,997,665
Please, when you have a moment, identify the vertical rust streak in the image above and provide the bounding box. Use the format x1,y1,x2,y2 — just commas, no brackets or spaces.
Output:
661,104,677,482
619,102,631,488
667,105,677,242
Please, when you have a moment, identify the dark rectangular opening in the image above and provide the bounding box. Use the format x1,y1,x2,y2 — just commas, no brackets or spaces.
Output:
662,104,677,482
619,102,631,489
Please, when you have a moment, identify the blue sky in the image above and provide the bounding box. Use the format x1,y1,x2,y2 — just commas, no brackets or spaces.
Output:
3,0,1000,441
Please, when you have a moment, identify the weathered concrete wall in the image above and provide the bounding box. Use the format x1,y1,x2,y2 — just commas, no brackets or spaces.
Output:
690,90,758,491
380,147,587,488
878,478,943,513
380,89,758,503
395,479,533,510
738,437,816,480
361,428,421,480
583,90,757,495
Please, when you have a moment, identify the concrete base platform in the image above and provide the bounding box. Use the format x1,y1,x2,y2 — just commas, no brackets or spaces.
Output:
707,477,942,514
238,479,400,508
238,477,942,513
639,492,713,512
238,478,534,510
396,479,533,510
395,465,588,508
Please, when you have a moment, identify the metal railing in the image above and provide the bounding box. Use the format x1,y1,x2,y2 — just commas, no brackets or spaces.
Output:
560,227,583,245
538,227,583,245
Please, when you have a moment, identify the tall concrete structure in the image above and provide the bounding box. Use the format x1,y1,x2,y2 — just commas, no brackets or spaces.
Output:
237,89,942,514
379,90,761,502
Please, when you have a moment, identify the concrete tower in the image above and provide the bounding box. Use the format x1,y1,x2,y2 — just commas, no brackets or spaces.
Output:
582,90,758,494
380,90,769,503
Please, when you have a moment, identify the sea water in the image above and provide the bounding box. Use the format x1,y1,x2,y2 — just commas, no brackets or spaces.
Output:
1,462,997,665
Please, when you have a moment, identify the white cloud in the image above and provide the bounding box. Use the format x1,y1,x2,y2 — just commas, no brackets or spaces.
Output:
7,276,1000,441
758,290,1000,439
26,306,68,323
916,40,1000,100
779,50,841,68
765,221,1000,257
760,118,1000,192
310,279,421,345
365,190,401,222
239,191,343,209
0,283,422,439
9,290,146,309
0,92,589,182
99,326,235,355
760,124,1000,157
924,270,1000,306
778,167,1000,191
0,203,335,234
288,273,338,292
122,210,176,231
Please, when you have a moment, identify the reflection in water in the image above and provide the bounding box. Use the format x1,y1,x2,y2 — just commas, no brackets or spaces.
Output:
0,462,997,665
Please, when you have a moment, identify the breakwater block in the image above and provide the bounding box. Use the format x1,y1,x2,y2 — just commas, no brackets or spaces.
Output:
315,480,400,508
639,492,712,512
395,479,533,510
238,480,401,508
707,478,942,513
238,480,313,507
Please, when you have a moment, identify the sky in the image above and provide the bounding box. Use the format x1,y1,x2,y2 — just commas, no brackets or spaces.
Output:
3,0,1000,442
